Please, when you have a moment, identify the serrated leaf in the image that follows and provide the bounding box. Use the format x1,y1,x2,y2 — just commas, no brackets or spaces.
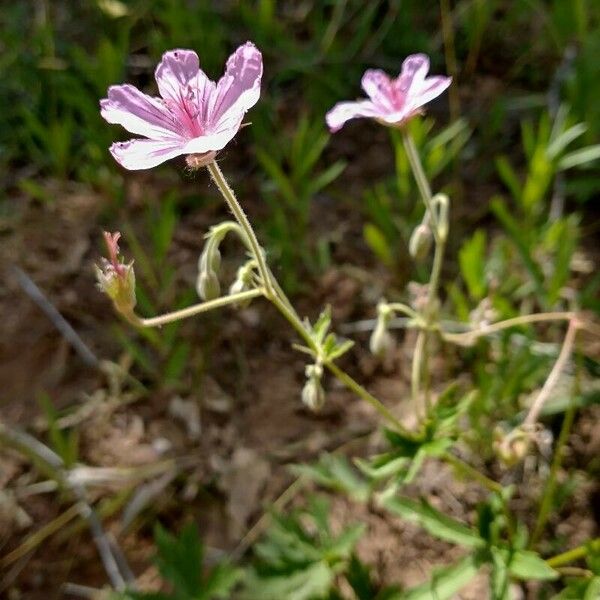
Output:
508,550,558,581
381,497,483,548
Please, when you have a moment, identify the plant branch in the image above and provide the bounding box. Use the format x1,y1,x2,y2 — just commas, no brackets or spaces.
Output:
124,288,264,328
207,161,274,297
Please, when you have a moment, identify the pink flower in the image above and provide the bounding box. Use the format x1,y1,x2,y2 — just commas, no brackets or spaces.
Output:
326,54,451,132
100,42,263,170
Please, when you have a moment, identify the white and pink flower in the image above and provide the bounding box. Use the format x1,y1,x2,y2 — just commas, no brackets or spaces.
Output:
326,54,451,132
100,42,263,170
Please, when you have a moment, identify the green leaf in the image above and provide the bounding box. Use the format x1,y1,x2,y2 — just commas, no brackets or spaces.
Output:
291,453,371,502
508,550,558,581
459,229,487,301
546,123,587,160
401,554,481,600
495,156,522,201
243,561,333,600
490,197,545,295
326,338,355,361
558,144,600,170
364,223,394,268
381,497,483,548
153,522,202,595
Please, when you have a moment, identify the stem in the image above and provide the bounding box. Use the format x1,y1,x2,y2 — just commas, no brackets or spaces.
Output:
530,374,577,547
524,319,577,427
443,312,576,345
403,131,448,415
443,452,503,494
204,163,409,434
207,161,274,298
547,538,600,568
387,302,420,320
126,289,264,328
402,131,440,240
411,330,426,417
325,360,407,432
269,293,408,433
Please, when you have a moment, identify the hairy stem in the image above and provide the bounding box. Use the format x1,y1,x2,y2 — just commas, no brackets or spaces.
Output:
443,311,577,345
207,160,274,297
125,288,264,328
443,452,503,494
402,131,439,240
524,319,577,427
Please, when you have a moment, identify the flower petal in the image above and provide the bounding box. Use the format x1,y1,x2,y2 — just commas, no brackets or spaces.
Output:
361,69,395,111
396,53,430,95
109,138,186,170
212,42,262,125
408,75,452,112
100,84,182,138
155,49,202,100
183,117,244,154
325,100,382,132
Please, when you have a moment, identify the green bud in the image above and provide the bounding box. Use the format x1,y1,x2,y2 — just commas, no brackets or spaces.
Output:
197,270,221,301
409,223,432,262
200,244,221,274
96,231,137,316
369,318,395,357
301,377,325,412
96,262,137,314
493,426,531,467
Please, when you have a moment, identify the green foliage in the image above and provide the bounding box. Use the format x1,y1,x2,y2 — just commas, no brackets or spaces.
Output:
357,386,473,488
116,523,240,600
243,496,365,600
37,393,79,468
254,113,346,293
362,118,470,276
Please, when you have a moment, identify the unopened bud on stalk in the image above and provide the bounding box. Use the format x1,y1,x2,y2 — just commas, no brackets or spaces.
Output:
196,240,222,301
302,363,325,412
493,426,531,467
229,261,256,307
409,222,433,262
370,301,395,357
96,231,137,316
196,270,221,301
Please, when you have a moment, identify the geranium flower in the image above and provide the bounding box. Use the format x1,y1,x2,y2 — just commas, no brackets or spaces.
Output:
100,42,262,170
326,54,451,132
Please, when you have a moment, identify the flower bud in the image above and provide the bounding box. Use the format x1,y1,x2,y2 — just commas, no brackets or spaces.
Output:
369,302,395,358
493,426,531,467
409,222,432,262
369,318,395,357
200,244,221,273
302,363,325,412
96,231,137,316
302,377,325,412
196,270,221,301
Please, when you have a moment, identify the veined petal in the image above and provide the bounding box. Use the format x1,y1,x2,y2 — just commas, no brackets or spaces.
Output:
182,120,243,155
155,49,203,100
396,53,430,95
212,42,262,125
109,138,186,170
325,100,382,132
361,69,396,111
100,84,181,138
408,75,452,111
